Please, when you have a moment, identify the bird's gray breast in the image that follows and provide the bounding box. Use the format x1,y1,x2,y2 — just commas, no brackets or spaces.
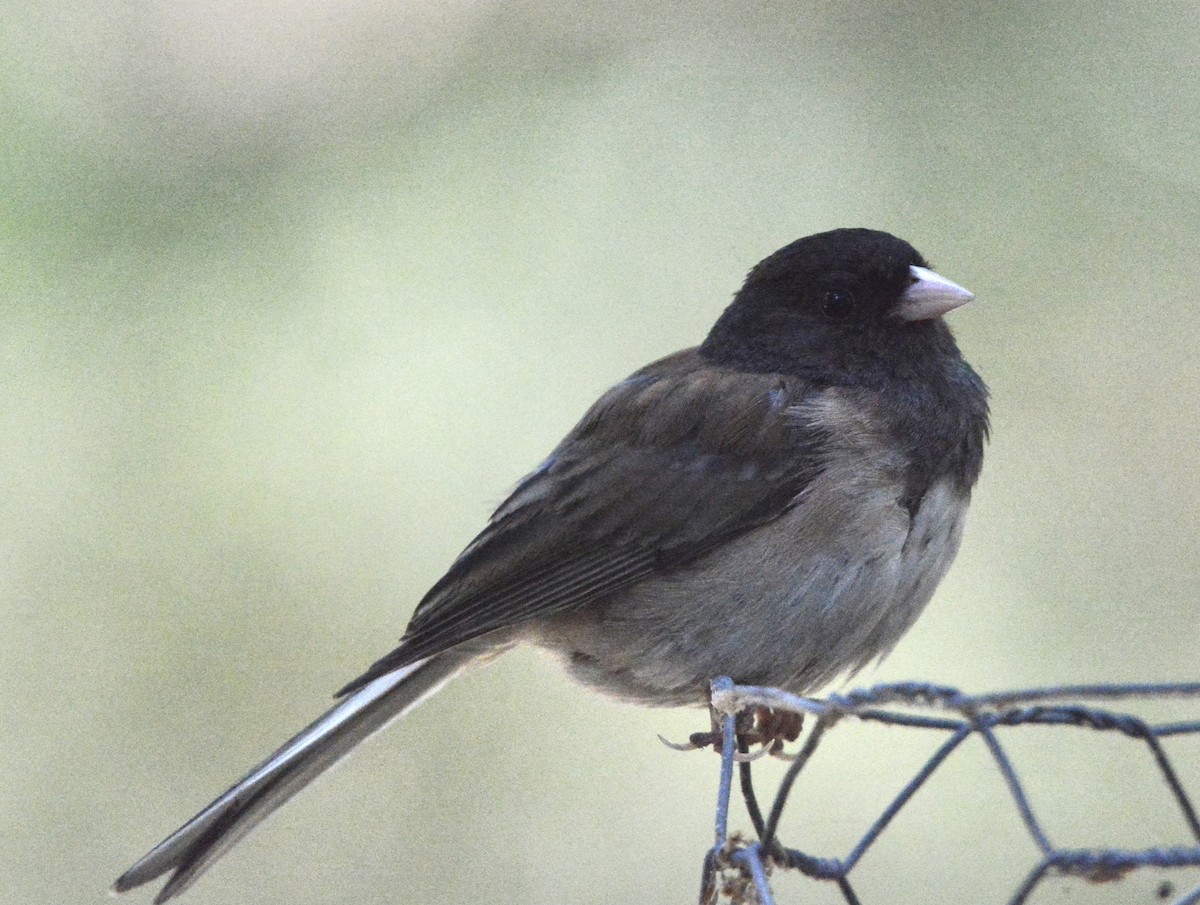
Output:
535,459,968,708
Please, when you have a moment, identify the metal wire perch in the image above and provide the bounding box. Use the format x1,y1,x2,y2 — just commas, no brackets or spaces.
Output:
698,677,1200,905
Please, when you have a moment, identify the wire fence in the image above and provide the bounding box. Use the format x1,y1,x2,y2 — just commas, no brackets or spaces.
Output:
697,677,1200,905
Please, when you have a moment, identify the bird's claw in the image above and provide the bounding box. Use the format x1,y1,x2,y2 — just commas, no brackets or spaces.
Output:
658,732,705,752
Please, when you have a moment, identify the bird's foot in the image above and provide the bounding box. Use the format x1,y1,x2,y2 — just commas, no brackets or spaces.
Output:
742,706,804,757
659,706,802,758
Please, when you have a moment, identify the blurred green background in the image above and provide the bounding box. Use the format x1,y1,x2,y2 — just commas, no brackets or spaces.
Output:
5,2,1200,903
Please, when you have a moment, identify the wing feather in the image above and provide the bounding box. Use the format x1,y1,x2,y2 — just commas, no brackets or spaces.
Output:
338,351,826,696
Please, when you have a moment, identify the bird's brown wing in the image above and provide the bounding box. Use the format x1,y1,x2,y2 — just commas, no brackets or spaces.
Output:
337,349,827,696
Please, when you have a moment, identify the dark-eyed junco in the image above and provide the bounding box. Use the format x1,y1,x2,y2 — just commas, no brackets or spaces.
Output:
116,228,988,901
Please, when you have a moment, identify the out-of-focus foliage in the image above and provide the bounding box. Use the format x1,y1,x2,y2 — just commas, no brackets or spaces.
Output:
4,3,1199,904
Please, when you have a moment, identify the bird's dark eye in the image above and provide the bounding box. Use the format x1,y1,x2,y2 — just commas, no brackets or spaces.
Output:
822,288,854,317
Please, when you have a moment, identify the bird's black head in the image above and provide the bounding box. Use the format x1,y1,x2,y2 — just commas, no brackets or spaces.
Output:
700,228,974,385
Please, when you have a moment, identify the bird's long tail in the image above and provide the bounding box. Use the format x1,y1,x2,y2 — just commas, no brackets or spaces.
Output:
114,651,470,903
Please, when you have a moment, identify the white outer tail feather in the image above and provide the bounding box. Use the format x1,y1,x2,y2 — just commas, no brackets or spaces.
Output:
116,652,470,902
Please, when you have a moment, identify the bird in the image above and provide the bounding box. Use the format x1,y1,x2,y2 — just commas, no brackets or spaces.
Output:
115,227,989,901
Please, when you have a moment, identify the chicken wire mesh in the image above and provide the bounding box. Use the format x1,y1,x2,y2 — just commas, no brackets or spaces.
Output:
697,678,1200,905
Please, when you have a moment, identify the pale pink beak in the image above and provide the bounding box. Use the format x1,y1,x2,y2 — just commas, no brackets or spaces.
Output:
893,265,975,321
